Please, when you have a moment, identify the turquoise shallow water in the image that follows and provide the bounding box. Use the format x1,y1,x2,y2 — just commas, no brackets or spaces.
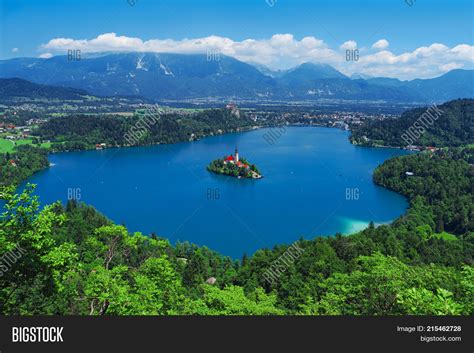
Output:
23,127,410,258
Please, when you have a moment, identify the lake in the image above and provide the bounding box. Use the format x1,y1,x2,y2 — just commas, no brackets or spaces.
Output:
24,127,410,258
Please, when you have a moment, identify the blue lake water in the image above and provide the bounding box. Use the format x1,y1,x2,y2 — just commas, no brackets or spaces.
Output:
24,127,410,258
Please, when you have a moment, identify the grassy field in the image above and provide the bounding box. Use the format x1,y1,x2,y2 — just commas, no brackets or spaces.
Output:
0,138,51,153
103,112,135,116
15,139,34,147
0,138,15,153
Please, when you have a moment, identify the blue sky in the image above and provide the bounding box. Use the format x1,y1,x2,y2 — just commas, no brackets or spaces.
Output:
1,0,473,78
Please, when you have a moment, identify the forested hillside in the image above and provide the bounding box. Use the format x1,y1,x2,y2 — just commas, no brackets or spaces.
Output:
35,108,255,151
374,147,474,234
1,148,472,315
351,99,474,147
0,145,49,186
0,78,88,101
0,108,255,187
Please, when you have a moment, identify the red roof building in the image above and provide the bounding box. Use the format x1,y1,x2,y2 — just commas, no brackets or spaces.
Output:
225,155,234,162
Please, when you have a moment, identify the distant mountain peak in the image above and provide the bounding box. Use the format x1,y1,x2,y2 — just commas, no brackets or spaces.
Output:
350,73,373,80
285,62,347,79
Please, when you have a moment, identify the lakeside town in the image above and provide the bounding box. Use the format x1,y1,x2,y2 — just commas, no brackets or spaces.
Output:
0,99,418,154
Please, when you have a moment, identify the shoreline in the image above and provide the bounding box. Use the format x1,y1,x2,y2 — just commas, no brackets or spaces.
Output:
18,126,414,259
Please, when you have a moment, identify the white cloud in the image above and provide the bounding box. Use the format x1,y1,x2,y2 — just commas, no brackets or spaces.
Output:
450,44,474,61
350,43,474,79
339,40,358,51
11,47,19,53
438,62,464,72
372,39,389,50
41,32,341,69
39,52,53,59
39,33,474,80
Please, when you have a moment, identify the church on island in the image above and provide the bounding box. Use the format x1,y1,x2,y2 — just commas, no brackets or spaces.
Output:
223,148,250,170
207,147,262,179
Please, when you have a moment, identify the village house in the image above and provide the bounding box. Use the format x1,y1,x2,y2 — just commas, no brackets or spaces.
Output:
95,143,107,150
425,146,438,153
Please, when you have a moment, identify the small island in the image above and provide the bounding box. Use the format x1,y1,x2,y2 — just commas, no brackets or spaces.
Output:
207,148,262,179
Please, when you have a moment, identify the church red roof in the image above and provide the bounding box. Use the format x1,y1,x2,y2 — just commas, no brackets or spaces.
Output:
225,155,234,161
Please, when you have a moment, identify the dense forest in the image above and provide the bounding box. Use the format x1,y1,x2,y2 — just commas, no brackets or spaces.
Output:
351,99,473,147
35,108,256,152
1,147,472,315
374,147,474,234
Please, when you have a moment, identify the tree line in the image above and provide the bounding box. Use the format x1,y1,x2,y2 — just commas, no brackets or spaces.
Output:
0,145,49,186
35,109,256,152
351,99,473,147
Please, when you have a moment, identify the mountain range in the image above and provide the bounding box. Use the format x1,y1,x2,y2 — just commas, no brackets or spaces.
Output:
0,52,472,103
